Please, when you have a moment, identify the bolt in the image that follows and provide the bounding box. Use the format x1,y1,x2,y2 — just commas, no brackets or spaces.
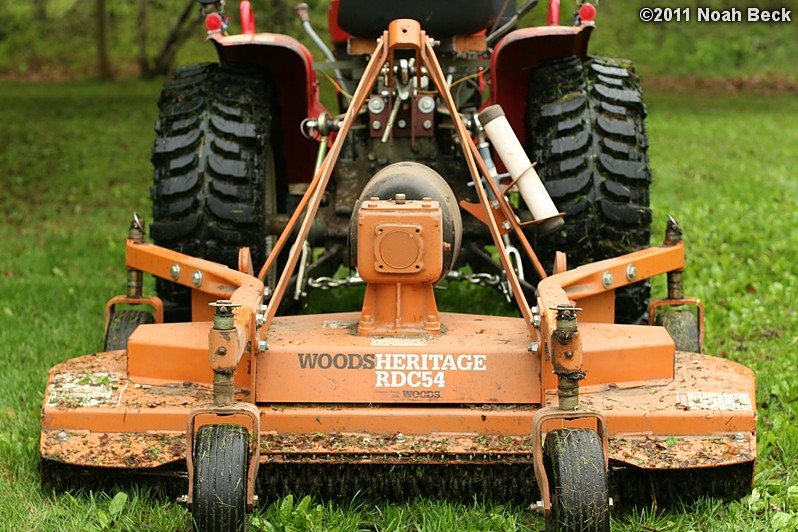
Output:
252,494,260,507
626,263,638,281
734,433,746,443
371,120,381,130
216,346,227,356
256,313,265,328
263,287,271,298
533,500,545,513
192,270,203,288
528,342,539,353
501,220,512,231
490,200,500,210
258,340,269,352
531,309,541,329
395,193,406,205
601,270,614,289
169,264,181,281
58,431,68,441
395,432,406,443
176,494,189,506
418,95,435,113
368,97,385,114
397,119,407,129
210,299,237,329
608,497,614,510
423,119,433,130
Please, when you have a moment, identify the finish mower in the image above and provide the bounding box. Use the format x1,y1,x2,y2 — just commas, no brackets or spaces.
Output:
41,1,757,530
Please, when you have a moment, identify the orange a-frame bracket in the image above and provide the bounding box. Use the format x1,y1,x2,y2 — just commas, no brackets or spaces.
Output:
255,18,544,338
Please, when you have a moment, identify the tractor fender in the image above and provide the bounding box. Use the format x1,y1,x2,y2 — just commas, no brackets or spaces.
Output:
486,25,594,146
209,33,329,186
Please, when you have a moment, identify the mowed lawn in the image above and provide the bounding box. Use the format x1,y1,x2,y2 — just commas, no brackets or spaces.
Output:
0,79,796,531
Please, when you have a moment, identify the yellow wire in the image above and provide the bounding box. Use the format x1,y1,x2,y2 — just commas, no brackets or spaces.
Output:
322,71,355,100
421,66,491,94
450,66,491,89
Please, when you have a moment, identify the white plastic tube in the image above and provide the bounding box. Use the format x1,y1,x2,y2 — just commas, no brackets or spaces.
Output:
478,105,564,235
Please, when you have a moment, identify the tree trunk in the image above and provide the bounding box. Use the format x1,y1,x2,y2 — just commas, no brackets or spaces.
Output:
96,0,114,80
137,0,152,78
150,0,201,77
34,0,47,22
269,0,295,34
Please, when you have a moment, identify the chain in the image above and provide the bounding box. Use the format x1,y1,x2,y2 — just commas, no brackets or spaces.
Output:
308,275,365,290
445,271,502,287
307,271,502,290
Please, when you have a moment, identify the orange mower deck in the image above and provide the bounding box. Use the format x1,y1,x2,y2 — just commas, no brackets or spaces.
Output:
41,14,756,529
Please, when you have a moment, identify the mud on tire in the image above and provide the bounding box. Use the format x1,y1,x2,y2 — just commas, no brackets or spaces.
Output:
151,63,280,321
526,56,651,324
544,428,610,532
192,424,249,532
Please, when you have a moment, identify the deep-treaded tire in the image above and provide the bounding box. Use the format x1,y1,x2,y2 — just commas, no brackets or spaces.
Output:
104,309,154,351
544,428,609,532
526,56,651,324
151,63,280,321
193,424,249,532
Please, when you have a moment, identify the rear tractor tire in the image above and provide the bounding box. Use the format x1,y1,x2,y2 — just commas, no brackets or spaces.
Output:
526,56,651,324
151,62,282,321
192,424,250,532
544,428,610,532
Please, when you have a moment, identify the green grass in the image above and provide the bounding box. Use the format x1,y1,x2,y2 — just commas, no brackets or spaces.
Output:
1,79,797,530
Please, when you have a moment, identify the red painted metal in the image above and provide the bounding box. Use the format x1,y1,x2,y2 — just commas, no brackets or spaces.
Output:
240,0,256,34
205,13,223,33
579,3,597,22
327,0,351,43
547,0,560,25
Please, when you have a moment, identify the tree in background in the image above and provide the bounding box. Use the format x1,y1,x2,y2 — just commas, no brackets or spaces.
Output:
96,0,114,80
137,0,201,78
34,0,46,21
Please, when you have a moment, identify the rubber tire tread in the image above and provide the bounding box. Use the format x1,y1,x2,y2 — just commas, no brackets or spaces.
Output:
656,309,700,352
193,424,249,532
103,310,154,351
151,62,276,321
526,56,651,324
544,428,609,532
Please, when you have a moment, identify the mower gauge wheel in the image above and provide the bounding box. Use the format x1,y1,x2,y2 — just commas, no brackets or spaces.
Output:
103,310,154,351
656,308,700,353
192,424,249,532
543,428,609,532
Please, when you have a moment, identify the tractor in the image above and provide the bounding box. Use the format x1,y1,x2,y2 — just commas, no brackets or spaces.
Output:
41,2,756,531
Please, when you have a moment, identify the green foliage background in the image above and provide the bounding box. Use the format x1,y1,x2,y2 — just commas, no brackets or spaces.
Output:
1,0,796,79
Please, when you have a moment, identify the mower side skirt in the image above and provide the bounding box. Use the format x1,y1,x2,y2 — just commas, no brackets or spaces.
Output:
42,349,755,472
